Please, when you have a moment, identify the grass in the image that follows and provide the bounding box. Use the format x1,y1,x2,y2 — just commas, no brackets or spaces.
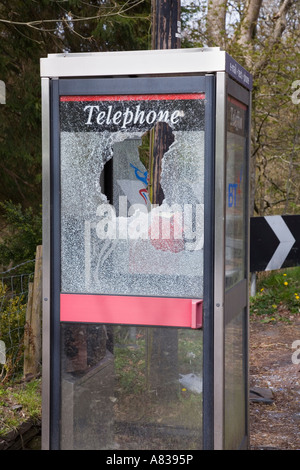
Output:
0,378,41,437
250,266,300,323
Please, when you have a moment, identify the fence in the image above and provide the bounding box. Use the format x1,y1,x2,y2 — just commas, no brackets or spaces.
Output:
0,246,42,383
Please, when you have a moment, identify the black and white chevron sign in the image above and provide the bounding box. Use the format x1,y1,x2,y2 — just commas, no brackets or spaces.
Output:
250,215,300,272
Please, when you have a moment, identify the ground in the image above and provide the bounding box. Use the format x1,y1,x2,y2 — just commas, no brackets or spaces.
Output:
249,316,300,450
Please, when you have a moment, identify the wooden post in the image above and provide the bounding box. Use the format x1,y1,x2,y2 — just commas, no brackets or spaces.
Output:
151,0,181,50
24,282,34,375
145,1,181,401
24,245,43,379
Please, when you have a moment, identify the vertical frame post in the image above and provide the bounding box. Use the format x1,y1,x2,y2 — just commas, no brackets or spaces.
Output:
245,92,252,450
202,74,215,450
213,72,226,449
41,77,51,450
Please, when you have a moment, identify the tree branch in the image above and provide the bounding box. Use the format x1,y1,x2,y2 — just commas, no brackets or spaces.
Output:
238,0,295,73
0,0,145,31
238,0,263,48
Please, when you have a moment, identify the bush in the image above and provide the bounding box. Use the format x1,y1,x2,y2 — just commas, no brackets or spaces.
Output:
0,283,27,382
0,200,42,268
250,267,300,322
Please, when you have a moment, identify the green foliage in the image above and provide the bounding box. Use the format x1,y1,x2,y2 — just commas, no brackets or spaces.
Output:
0,378,41,436
91,1,151,51
0,1,152,266
182,1,300,216
250,267,300,323
0,1,151,209
0,201,42,266
178,329,202,374
0,283,27,382
10,378,42,420
181,1,207,48
115,342,147,394
114,328,147,393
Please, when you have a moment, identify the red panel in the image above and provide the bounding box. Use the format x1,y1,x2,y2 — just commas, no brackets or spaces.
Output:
60,294,202,329
60,93,205,102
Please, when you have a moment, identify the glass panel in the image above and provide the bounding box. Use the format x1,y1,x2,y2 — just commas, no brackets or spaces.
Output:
224,309,246,449
60,93,205,298
225,96,247,290
60,323,203,450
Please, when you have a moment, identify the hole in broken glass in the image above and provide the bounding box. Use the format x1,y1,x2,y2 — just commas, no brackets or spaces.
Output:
100,122,174,208
99,123,183,252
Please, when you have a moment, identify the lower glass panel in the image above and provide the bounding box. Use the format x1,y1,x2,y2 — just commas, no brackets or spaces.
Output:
224,309,246,449
60,324,203,450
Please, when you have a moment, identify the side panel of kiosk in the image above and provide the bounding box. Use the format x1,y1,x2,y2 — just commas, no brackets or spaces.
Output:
214,72,250,450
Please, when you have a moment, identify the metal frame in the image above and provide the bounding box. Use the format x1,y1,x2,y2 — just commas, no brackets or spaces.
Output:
49,78,61,450
213,72,227,450
202,74,215,450
41,48,228,78
41,77,51,450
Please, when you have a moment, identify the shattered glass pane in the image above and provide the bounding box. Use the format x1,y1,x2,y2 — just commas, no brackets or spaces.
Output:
60,95,205,298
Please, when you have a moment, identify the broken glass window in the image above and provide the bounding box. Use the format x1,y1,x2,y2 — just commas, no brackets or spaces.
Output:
60,94,205,298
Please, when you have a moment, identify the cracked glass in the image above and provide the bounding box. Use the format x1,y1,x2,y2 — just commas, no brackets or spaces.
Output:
60,94,205,298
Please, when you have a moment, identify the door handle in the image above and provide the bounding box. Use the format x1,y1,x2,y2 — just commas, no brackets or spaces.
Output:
191,299,203,329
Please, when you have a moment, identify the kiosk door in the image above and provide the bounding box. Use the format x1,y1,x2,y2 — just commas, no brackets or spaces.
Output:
47,76,215,450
